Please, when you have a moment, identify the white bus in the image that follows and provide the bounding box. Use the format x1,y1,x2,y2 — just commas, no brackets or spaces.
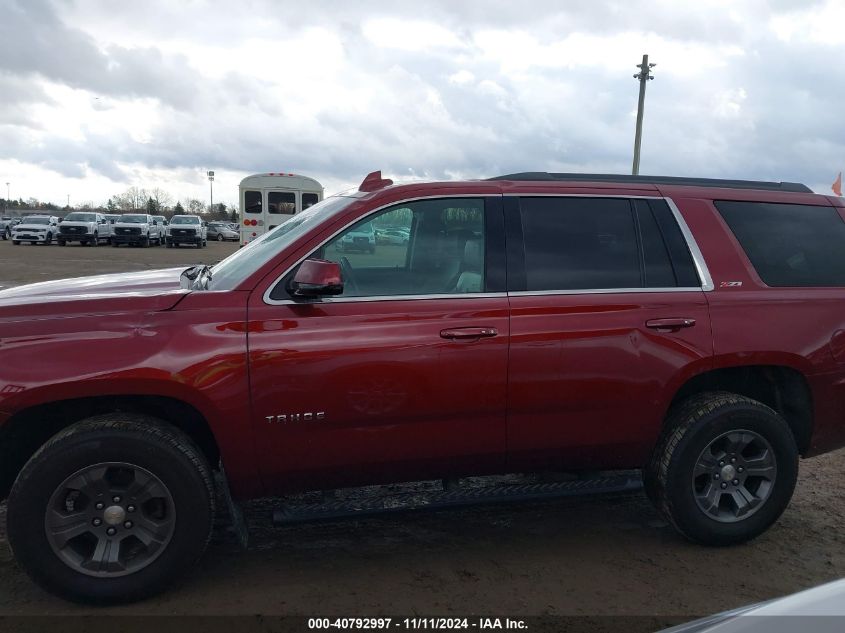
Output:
239,172,324,245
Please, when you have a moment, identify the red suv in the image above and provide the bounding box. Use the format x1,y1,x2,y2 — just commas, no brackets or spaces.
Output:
2,171,845,603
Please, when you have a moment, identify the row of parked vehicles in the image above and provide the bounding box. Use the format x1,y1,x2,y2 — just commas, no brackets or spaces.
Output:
0,213,241,247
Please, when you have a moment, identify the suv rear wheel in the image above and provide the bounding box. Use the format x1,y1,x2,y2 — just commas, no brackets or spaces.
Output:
6,414,215,604
645,392,798,545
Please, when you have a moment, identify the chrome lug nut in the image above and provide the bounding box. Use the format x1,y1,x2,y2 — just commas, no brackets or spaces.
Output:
124,521,133,529
737,466,744,473
719,461,725,467
733,479,739,485
92,518,102,526
721,482,728,489
112,495,121,503
95,502,105,510
127,505,135,513
713,473,720,480
106,527,116,536
730,457,736,463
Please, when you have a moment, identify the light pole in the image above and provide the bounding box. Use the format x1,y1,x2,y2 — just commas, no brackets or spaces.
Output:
631,54,656,176
3,182,7,214
207,171,215,214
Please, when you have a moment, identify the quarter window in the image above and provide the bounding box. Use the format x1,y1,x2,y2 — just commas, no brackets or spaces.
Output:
715,201,845,287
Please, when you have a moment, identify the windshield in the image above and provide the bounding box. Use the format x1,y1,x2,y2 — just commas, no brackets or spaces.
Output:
171,216,200,225
64,212,96,222
210,196,355,290
121,214,147,223
22,217,51,225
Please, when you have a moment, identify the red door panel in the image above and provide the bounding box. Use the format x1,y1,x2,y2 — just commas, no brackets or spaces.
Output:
248,297,509,494
507,291,713,470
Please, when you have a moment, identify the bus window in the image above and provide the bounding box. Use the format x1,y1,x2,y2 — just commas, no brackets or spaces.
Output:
269,191,296,215
245,191,262,214
303,192,319,209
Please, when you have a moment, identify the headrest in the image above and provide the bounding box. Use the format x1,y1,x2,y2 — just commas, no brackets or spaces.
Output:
463,239,483,271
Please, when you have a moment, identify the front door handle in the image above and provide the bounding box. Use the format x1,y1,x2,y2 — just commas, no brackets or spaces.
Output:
440,327,498,340
645,318,696,332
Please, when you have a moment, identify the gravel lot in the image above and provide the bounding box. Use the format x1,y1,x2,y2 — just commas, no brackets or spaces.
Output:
0,238,843,621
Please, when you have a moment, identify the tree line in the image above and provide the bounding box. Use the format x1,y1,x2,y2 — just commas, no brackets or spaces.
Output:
1,186,239,222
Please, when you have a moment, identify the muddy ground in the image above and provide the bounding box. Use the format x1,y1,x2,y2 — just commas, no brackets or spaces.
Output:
0,238,843,623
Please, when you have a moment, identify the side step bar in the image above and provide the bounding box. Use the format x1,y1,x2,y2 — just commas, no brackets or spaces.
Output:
273,472,643,525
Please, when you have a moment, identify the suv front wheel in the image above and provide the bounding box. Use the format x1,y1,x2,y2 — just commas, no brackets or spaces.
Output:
645,392,798,545
6,414,215,604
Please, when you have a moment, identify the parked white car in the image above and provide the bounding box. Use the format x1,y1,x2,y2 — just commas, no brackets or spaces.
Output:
11,215,59,245
166,215,207,248
56,212,112,246
111,213,160,247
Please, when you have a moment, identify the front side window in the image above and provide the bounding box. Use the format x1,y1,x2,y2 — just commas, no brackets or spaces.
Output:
244,190,262,214
292,198,486,299
269,191,296,215
715,201,845,287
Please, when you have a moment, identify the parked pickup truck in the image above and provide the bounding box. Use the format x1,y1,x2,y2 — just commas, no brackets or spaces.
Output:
111,213,160,247
2,171,845,604
165,214,207,247
57,212,112,246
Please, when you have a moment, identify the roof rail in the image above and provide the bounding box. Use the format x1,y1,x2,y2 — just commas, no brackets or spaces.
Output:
488,172,812,193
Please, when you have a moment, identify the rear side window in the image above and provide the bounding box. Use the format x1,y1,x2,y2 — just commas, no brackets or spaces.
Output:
518,197,698,291
715,201,845,287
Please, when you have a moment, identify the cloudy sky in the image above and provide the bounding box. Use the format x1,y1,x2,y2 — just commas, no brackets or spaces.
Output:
1,0,843,208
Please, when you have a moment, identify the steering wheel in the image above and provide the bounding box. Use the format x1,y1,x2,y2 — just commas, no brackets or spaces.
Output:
339,256,359,296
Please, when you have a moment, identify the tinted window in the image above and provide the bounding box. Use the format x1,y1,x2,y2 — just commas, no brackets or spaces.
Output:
302,193,319,209
269,191,296,215
300,198,485,298
244,190,262,214
715,201,845,287
648,200,700,287
520,198,640,290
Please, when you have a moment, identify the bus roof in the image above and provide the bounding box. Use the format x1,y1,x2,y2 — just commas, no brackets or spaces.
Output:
239,173,323,190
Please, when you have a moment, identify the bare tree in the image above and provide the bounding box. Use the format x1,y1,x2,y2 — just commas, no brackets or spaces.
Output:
149,187,173,214
186,198,205,215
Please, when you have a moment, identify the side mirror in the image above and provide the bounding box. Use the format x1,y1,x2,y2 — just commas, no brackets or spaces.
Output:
289,259,343,298
203,221,208,227
152,220,158,225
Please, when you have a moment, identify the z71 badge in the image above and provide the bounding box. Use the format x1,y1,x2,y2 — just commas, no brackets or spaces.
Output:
265,412,325,423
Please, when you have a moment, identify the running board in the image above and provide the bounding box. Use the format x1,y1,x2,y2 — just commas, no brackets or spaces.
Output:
273,473,643,525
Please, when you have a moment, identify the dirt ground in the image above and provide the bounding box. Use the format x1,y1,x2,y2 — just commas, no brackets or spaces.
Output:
0,238,844,621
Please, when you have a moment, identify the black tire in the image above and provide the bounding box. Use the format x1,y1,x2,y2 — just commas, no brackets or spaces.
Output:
141,236,149,248
92,233,99,247
58,240,67,247
646,392,798,545
2,228,8,240
6,413,215,604
217,234,224,241
111,241,119,247
12,240,20,245
166,241,173,248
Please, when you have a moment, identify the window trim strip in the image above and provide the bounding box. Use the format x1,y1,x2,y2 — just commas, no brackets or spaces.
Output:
261,193,714,306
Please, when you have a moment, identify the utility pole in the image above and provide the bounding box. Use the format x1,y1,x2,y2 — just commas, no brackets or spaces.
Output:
207,171,215,214
632,54,656,176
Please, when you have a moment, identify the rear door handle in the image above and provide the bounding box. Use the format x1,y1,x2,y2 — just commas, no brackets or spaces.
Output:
440,327,498,340
645,318,696,332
